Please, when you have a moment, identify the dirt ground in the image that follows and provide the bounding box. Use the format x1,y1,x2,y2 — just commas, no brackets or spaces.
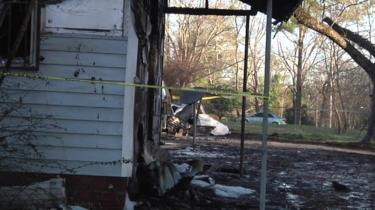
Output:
156,135,375,210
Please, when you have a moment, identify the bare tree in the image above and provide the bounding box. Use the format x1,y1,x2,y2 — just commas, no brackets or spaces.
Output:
294,1,375,143
277,27,323,125
164,0,235,87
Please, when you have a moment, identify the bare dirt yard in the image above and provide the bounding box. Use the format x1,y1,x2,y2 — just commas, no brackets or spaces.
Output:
151,135,375,210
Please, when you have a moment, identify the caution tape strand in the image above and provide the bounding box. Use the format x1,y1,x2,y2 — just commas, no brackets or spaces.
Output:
0,72,268,99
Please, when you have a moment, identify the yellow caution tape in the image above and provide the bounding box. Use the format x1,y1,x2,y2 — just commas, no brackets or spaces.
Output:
0,72,267,99
172,95,222,101
202,96,221,100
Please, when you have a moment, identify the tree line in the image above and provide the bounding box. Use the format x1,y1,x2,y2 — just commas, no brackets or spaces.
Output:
163,0,375,143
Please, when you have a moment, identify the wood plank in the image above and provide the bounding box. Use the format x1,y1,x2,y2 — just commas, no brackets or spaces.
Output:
28,132,123,149
1,117,123,135
2,146,123,162
3,76,124,96
40,36,127,55
39,64,126,80
40,51,127,68
1,90,124,108
41,33,128,40
2,104,123,122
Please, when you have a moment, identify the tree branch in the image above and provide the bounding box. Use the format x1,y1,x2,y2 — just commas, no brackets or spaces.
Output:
293,6,373,74
323,17,375,56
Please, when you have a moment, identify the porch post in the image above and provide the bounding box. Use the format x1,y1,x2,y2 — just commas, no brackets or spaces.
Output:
260,0,272,209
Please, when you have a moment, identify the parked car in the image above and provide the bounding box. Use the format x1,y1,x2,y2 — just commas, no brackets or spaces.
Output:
244,112,286,125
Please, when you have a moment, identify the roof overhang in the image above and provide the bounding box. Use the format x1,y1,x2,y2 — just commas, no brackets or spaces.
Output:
165,0,303,23
239,0,303,22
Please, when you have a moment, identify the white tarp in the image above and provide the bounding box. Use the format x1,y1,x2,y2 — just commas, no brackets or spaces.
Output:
197,114,230,136
190,176,255,198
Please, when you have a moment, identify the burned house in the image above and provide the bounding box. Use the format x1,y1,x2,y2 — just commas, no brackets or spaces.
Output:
0,0,165,209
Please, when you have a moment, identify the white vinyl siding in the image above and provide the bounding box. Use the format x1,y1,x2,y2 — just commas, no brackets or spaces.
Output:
0,33,129,177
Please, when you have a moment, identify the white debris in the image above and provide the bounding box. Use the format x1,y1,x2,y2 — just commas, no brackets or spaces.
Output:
173,147,225,158
210,123,230,136
193,175,209,180
213,184,255,198
59,204,89,210
191,179,214,188
198,114,231,136
69,206,89,210
193,175,215,185
190,176,254,199
198,114,220,127
174,163,192,174
208,177,215,185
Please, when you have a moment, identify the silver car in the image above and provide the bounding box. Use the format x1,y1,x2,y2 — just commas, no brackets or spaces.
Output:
245,112,286,125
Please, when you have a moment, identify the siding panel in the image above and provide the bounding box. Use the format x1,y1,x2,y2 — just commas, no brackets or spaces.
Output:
2,145,122,162
28,132,122,149
41,51,126,68
0,34,129,177
3,90,124,108
2,117,123,135
4,104,123,122
3,77,124,95
39,64,126,81
40,35,127,55
0,159,122,177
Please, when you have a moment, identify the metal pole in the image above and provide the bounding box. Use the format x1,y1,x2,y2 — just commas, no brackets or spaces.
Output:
192,102,197,146
260,0,272,209
239,15,250,177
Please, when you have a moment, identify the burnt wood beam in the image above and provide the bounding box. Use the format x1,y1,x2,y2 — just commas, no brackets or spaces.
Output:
165,7,257,16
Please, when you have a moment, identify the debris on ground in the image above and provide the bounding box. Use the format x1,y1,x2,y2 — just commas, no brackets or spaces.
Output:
190,175,254,198
197,114,230,136
213,184,254,198
59,204,89,210
174,163,192,174
148,136,375,210
332,181,351,192
191,175,215,188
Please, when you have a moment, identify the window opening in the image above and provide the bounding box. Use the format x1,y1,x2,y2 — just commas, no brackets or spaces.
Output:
0,0,39,70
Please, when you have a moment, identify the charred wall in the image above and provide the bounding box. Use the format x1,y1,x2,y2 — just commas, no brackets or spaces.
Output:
131,0,166,174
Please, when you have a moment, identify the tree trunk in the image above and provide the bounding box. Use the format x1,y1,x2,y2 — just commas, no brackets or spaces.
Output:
335,69,349,132
334,103,342,134
361,79,375,144
320,83,328,127
328,64,334,129
295,25,306,126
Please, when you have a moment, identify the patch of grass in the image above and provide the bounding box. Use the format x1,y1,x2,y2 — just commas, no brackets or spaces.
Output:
225,120,375,148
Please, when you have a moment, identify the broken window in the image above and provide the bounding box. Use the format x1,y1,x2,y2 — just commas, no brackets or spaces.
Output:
0,0,39,69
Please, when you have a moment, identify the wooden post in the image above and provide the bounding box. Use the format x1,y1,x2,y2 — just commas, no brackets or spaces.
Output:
239,15,250,177
260,0,272,209
192,102,197,146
